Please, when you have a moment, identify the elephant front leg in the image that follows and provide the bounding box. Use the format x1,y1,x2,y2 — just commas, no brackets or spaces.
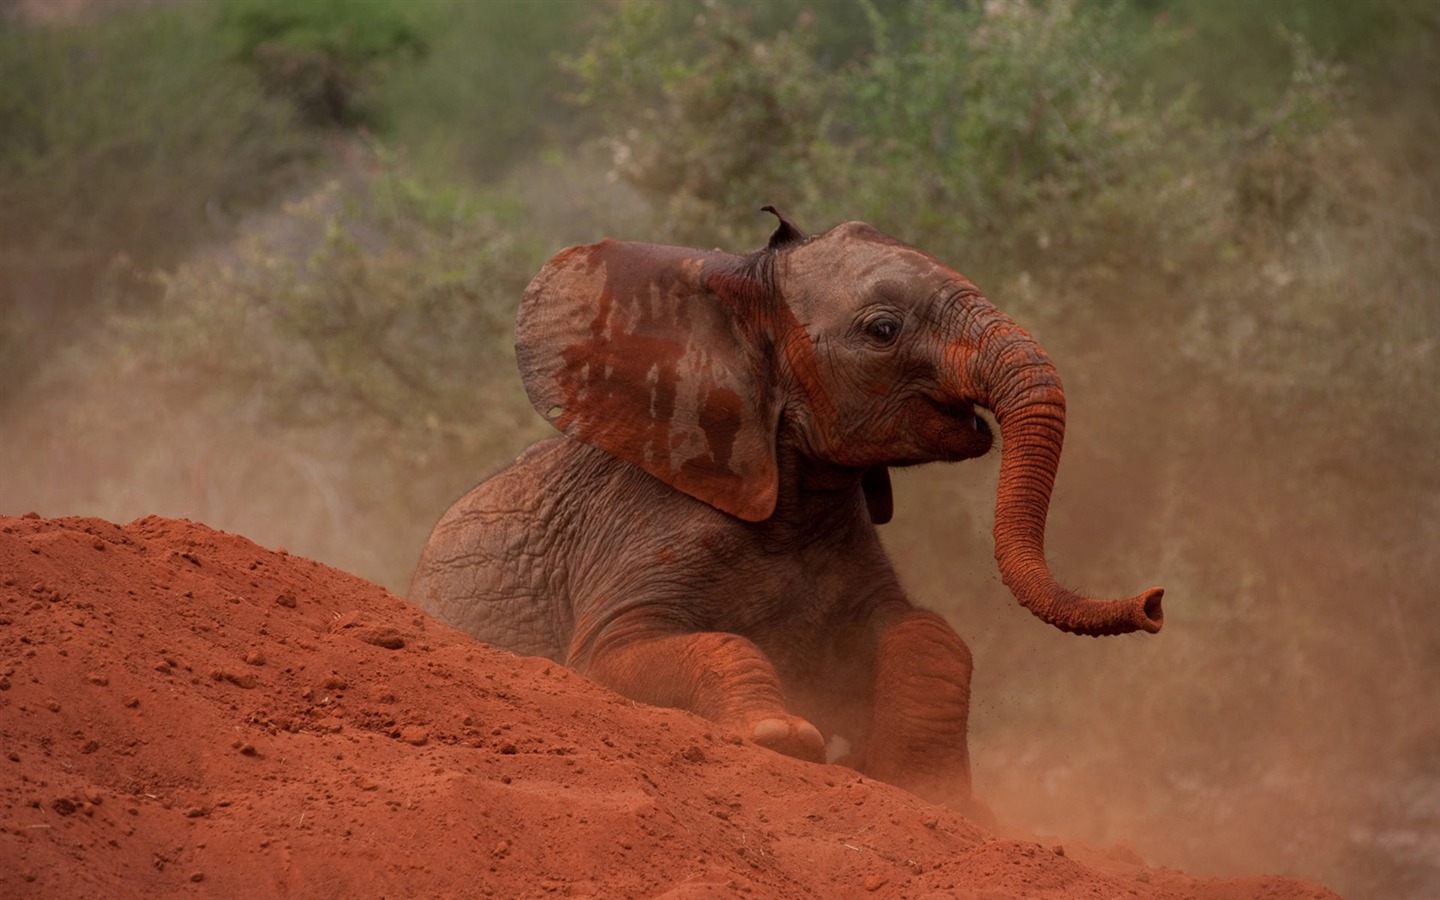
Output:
574,631,826,763
864,609,976,809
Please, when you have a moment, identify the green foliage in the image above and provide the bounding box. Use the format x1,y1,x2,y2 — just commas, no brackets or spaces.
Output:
0,3,313,408
566,0,1199,271
1127,0,1405,120
132,152,545,466
566,0,829,246
840,0,1192,268
218,0,426,128
378,0,588,181
0,5,306,258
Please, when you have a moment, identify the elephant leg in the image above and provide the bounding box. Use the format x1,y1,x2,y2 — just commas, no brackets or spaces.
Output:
864,609,975,808
574,631,826,763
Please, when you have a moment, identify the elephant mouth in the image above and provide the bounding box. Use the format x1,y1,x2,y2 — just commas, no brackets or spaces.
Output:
938,398,992,440
893,397,993,466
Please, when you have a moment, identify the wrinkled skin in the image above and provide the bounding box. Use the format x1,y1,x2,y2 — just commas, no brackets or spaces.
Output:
410,210,1163,809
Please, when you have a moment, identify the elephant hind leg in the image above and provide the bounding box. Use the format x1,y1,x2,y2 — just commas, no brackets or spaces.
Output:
574,630,826,763
864,609,976,809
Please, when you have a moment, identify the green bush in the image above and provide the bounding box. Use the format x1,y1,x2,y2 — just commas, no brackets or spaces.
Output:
134,151,547,462
0,4,313,408
565,0,829,247
378,0,589,181
218,0,426,128
565,0,1210,277
82,151,552,585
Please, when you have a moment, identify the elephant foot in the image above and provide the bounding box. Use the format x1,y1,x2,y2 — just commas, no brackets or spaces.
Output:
747,715,825,763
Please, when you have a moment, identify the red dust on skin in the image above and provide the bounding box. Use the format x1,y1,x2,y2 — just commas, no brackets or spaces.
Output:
0,513,1341,900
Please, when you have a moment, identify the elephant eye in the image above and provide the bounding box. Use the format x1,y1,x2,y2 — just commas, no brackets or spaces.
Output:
863,314,902,346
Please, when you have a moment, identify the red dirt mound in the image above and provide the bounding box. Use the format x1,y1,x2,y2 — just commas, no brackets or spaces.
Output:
0,513,1340,899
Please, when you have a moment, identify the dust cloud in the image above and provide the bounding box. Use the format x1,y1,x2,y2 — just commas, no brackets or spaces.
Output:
4,242,1436,900
883,297,1440,898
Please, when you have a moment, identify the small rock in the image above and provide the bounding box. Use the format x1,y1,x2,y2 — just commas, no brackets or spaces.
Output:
244,650,266,667
190,872,205,883
52,797,77,816
275,592,297,608
212,670,257,690
85,672,108,687
399,726,429,747
863,874,887,892
185,807,206,818
355,626,405,650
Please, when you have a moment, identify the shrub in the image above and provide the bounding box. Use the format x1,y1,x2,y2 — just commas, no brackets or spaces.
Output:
0,4,312,408
218,0,426,129
91,151,552,586
565,0,828,247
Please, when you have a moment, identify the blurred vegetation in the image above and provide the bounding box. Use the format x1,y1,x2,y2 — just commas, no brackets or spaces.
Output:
0,3,314,406
219,0,426,129
1,1,1437,897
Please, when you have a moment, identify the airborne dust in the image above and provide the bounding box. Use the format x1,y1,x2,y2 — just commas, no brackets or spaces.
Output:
2,2,1437,899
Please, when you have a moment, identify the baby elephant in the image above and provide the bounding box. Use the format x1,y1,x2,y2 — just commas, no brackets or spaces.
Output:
410,209,1163,809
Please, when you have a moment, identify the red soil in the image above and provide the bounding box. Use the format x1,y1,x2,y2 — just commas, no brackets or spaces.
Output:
0,513,1340,898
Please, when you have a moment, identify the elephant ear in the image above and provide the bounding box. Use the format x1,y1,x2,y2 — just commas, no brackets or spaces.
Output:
761,204,807,250
515,239,781,522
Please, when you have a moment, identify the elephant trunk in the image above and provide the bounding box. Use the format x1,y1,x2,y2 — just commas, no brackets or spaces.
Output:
956,309,1164,637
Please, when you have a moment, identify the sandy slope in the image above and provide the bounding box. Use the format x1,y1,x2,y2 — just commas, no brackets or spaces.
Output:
0,513,1340,898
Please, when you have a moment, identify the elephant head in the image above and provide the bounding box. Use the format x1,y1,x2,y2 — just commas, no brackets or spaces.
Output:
515,209,1163,637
